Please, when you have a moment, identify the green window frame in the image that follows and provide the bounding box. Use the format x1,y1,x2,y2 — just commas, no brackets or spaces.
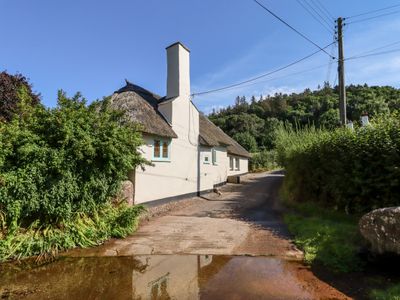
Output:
212,149,217,165
152,139,171,161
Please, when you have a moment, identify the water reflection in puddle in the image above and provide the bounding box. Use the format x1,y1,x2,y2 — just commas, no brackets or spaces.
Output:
0,255,333,299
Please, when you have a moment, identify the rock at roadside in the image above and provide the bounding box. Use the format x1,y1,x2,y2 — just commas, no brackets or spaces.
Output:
359,207,400,255
119,180,134,206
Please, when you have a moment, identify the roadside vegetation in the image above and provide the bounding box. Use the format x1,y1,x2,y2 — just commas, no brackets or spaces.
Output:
284,202,364,272
370,284,400,300
249,150,279,172
276,114,400,213
274,115,400,299
0,72,148,261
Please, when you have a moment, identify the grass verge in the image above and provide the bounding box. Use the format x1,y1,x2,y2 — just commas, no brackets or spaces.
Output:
283,202,364,273
370,284,400,300
0,203,145,262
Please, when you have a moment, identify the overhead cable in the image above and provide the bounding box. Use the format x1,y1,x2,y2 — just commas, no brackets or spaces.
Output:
192,42,336,97
253,0,335,59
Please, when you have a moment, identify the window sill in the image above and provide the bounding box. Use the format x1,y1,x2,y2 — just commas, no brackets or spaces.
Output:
213,163,218,166
203,162,210,164
152,158,171,163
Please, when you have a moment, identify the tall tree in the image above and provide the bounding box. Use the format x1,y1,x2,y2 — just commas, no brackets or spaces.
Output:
0,72,40,121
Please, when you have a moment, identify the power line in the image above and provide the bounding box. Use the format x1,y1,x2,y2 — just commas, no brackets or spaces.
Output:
345,3,400,19
326,37,337,83
192,42,336,97
295,0,334,34
312,0,335,20
207,62,333,94
346,10,400,25
346,47,400,61
303,0,333,28
348,39,400,58
252,0,335,59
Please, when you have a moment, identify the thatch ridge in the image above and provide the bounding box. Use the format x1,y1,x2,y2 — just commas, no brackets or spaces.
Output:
110,82,177,138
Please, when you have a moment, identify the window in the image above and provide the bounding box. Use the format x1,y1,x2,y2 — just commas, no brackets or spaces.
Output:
212,149,217,165
153,139,170,161
162,141,168,158
154,140,161,158
235,158,240,170
204,154,210,164
229,157,234,171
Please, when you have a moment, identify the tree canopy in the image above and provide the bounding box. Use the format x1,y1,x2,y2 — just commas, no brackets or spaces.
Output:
209,84,400,152
0,71,41,121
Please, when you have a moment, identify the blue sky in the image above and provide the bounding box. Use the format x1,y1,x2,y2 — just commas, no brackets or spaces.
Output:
2,0,400,113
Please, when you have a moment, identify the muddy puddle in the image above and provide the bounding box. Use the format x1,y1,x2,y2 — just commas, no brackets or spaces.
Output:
0,255,350,299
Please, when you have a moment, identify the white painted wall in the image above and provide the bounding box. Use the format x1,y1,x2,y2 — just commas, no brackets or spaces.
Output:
134,42,200,204
199,146,228,192
227,155,249,176
132,42,249,204
131,255,199,299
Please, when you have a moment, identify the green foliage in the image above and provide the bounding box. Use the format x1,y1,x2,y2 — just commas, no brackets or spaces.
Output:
249,150,279,172
370,284,400,300
209,84,400,150
232,132,258,152
0,71,41,122
0,204,145,261
0,91,148,227
0,90,149,260
276,113,400,213
284,202,364,273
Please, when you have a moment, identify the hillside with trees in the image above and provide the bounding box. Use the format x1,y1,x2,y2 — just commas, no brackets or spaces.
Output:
208,83,400,152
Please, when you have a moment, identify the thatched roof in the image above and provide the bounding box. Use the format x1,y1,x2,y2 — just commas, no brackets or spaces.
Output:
199,114,250,158
110,81,177,138
110,81,250,158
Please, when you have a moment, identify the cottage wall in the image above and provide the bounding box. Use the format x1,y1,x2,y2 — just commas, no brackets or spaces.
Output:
227,155,249,176
134,104,199,204
199,146,228,192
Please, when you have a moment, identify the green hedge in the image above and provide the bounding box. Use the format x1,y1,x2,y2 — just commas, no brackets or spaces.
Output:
276,114,400,213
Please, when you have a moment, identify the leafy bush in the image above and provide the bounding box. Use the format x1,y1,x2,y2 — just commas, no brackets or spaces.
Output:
0,91,149,260
276,114,400,213
249,150,279,172
284,202,364,272
0,71,40,122
370,283,400,300
233,132,258,152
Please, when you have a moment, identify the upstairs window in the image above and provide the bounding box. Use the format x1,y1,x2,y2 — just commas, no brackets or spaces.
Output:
204,154,210,164
153,139,170,161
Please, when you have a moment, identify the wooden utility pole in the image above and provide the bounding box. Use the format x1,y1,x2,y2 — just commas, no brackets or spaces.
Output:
337,17,347,126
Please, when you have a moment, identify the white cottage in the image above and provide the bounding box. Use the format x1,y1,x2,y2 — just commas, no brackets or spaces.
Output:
110,42,250,205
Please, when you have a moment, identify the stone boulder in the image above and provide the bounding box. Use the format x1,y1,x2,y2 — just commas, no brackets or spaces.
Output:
118,180,134,206
359,207,400,255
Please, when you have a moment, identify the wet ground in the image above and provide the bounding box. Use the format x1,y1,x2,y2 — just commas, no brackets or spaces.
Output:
0,172,355,299
0,255,350,299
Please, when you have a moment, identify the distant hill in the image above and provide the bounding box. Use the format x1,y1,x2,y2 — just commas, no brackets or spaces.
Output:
208,83,400,151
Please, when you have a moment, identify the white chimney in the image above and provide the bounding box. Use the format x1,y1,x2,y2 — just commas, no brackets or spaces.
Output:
166,42,191,98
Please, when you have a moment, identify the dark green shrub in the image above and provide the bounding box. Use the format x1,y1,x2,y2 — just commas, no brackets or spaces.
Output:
0,91,148,228
276,113,400,213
